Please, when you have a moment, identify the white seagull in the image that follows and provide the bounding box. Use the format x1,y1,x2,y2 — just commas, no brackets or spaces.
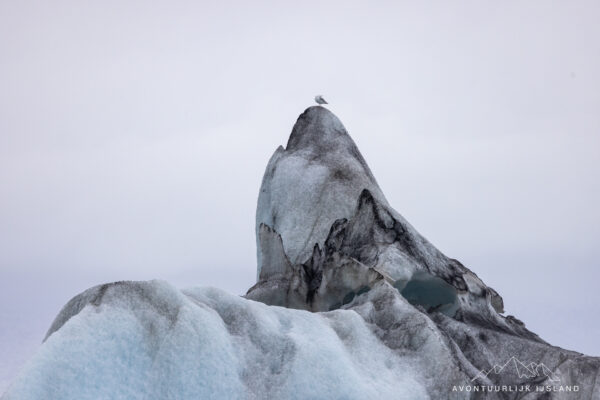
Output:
314,95,328,105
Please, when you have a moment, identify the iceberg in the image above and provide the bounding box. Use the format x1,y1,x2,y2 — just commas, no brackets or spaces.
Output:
3,107,599,399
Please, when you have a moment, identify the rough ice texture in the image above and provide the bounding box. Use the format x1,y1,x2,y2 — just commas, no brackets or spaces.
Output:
5,281,438,400
4,106,600,399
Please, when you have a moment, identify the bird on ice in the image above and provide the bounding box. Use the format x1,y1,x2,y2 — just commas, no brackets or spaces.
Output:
314,95,328,105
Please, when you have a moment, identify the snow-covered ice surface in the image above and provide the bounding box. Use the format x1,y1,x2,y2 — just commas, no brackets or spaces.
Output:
4,281,435,400
3,107,600,399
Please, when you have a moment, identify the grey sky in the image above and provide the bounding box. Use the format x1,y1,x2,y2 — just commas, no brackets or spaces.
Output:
1,0,599,391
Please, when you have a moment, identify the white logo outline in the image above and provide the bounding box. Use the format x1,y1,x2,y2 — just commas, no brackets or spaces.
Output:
471,356,560,383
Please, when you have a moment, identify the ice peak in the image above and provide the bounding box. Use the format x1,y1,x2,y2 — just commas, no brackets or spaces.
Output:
256,107,386,269
285,106,349,152
254,106,512,324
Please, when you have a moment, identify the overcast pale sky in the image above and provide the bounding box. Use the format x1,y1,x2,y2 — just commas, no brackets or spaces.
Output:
1,0,599,392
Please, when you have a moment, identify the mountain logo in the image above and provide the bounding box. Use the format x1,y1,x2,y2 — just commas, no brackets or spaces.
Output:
471,356,560,382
